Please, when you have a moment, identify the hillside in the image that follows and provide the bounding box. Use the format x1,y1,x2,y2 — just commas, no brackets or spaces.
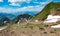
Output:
0,21,60,36
0,2,60,36
32,2,60,21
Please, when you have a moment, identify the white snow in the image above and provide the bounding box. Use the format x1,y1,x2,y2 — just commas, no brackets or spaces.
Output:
0,26,7,31
44,15,60,23
35,20,38,22
0,28,5,30
51,24,60,28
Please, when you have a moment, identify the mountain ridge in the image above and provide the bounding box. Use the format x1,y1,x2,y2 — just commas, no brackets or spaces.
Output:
32,2,60,20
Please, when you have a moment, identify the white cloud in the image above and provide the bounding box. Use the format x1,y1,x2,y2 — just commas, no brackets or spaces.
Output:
0,0,3,2
46,0,52,2
8,0,31,6
8,0,31,2
0,5,44,13
34,2,50,4
9,3,20,6
40,2,49,4
8,0,52,6
34,0,52,4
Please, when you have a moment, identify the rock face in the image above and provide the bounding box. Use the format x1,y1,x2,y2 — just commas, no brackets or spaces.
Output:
0,14,33,26
0,17,10,26
12,14,33,24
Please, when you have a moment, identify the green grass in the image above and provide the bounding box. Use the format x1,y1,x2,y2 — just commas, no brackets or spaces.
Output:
32,2,51,20
24,23,45,29
7,23,45,30
25,23,36,29
7,24,17,30
32,2,60,20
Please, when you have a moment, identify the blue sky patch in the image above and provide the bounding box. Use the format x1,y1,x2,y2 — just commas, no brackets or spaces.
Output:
0,0,59,14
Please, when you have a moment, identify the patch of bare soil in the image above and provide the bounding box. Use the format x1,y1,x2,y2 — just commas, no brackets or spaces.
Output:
54,12,60,15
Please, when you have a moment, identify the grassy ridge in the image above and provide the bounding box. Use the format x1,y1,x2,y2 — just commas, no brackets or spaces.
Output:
32,2,60,20
32,2,51,20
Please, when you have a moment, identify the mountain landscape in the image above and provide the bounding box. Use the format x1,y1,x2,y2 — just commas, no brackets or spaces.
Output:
0,13,33,26
0,11,38,20
0,13,16,20
0,16,10,26
0,2,60,36
12,14,33,24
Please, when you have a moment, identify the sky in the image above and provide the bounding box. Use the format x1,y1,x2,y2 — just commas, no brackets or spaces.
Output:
0,0,60,14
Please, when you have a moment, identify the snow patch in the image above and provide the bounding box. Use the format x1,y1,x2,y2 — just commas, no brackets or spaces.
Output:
35,20,38,22
51,24,60,28
0,26,7,31
44,15,60,23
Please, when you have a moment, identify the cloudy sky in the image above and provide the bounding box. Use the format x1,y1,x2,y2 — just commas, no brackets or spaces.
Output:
0,0,60,14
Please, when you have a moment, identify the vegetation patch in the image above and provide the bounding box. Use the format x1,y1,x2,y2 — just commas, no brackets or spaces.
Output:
24,23,45,29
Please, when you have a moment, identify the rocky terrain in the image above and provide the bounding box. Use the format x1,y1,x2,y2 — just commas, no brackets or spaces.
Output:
0,2,60,36
0,21,60,36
